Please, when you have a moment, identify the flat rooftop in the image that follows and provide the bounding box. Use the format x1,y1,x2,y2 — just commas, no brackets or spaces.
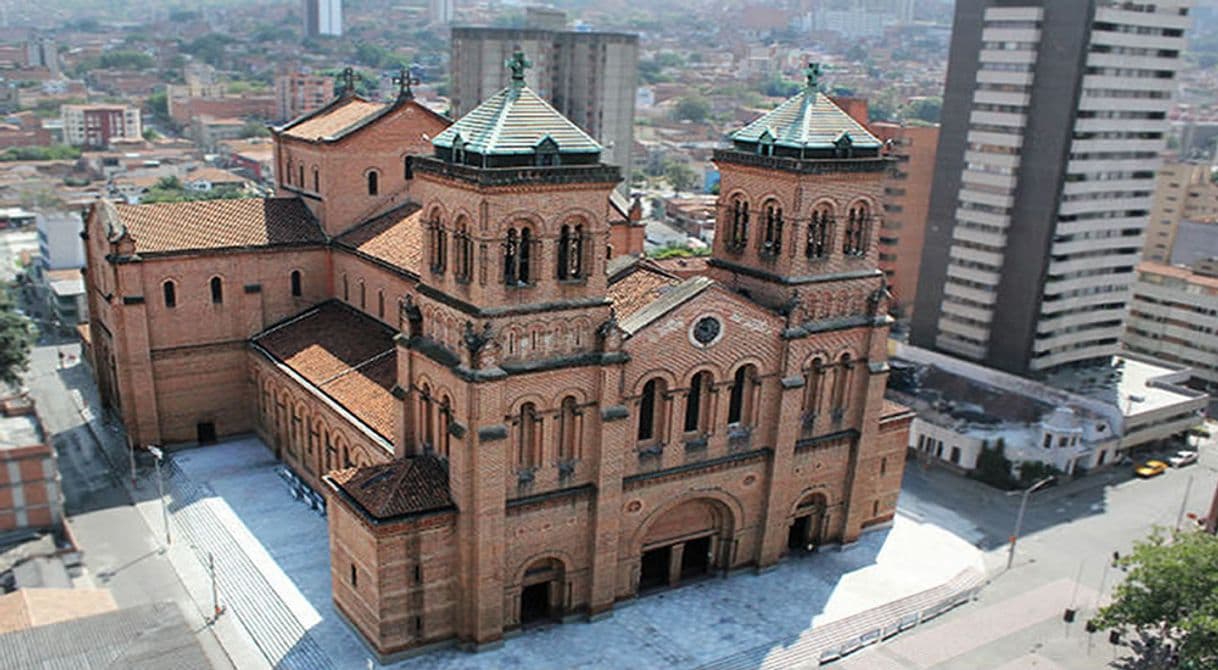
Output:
0,411,43,450
1043,355,1204,417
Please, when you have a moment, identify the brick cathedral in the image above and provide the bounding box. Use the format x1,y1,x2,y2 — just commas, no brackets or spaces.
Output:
83,59,911,660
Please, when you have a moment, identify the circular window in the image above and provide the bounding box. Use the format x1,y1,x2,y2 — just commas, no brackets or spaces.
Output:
692,316,722,346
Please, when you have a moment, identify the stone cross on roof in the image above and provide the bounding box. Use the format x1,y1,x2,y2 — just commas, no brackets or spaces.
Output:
803,62,823,91
506,50,531,87
393,66,420,101
340,66,360,97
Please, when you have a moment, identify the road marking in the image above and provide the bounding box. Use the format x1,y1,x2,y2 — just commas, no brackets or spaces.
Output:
884,579,1097,668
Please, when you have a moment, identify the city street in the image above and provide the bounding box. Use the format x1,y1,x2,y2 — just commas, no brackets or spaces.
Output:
841,436,1218,669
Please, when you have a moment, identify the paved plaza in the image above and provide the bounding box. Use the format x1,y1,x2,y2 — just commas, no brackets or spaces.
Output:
165,438,983,669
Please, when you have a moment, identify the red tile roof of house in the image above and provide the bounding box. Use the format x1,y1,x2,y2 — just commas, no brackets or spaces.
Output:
334,204,424,276
112,198,323,255
253,301,397,441
328,456,453,521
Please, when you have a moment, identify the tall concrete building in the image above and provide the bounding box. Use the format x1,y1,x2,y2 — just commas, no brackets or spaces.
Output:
303,0,342,37
1143,160,1218,263
872,122,939,320
912,0,1193,376
428,0,455,25
450,10,638,183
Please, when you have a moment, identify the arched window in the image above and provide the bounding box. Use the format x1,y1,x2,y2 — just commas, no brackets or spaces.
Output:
830,354,852,416
804,358,825,418
517,402,540,469
806,206,833,259
209,276,223,304
285,159,292,185
298,164,304,187
403,155,413,180
312,167,319,192
558,396,579,462
843,203,870,256
162,280,176,308
728,364,757,426
503,226,532,286
419,384,434,452
377,290,385,319
358,280,366,309
557,223,585,280
761,202,782,256
728,196,749,249
683,371,711,434
454,217,473,283
367,170,379,196
637,378,663,442
290,270,302,297
437,395,451,458
428,213,447,273
341,273,349,302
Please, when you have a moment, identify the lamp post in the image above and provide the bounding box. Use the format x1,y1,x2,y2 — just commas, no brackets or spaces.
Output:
148,445,170,546
1007,475,1055,570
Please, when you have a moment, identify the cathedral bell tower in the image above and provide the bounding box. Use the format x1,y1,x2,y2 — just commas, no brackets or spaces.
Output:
710,63,891,318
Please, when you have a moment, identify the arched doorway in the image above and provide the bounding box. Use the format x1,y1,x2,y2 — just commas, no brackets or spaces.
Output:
788,493,828,554
518,557,565,627
637,498,733,593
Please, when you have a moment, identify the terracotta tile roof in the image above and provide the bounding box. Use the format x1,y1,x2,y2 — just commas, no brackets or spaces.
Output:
651,256,709,279
113,197,323,255
280,97,387,141
0,589,117,634
182,167,248,185
607,261,681,321
334,204,423,275
253,301,397,440
328,456,453,521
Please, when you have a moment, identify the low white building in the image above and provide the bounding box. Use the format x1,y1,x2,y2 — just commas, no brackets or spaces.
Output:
894,343,1207,477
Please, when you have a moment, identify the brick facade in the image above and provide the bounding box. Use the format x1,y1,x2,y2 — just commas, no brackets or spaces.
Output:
82,85,912,661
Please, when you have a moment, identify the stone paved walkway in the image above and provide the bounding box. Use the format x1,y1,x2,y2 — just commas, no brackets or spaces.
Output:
171,437,985,669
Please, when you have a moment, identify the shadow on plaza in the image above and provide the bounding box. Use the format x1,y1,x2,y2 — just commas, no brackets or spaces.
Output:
899,458,1142,551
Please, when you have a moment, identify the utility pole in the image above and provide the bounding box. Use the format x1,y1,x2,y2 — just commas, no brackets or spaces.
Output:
149,445,170,546
1007,476,1055,570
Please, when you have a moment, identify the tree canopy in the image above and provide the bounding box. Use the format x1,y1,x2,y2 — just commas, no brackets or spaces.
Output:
673,95,710,123
1091,528,1218,668
0,296,32,388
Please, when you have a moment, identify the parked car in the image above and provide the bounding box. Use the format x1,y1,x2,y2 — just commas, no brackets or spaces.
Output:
1168,451,1198,468
1135,460,1169,478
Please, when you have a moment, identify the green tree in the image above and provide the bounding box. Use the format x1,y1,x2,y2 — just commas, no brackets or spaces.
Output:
663,161,699,193
905,97,943,124
760,75,799,98
240,121,269,139
673,95,710,123
0,296,33,387
0,145,82,161
971,439,1016,489
1091,529,1218,668
98,50,154,70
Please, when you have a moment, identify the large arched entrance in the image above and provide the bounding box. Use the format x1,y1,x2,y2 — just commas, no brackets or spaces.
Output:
518,557,565,627
788,493,828,554
637,498,733,593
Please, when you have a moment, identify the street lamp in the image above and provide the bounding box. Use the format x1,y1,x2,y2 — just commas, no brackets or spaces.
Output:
1007,475,1055,570
148,444,170,546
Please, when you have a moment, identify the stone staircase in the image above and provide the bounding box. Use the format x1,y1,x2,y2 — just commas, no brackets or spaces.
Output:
163,457,334,670
696,567,986,669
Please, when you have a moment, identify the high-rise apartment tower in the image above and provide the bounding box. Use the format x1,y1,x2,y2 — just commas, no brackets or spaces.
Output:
912,0,1193,375
303,0,342,37
450,10,638,183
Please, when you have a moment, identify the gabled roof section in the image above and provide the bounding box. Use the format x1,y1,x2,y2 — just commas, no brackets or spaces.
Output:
333,203,424,276
113,197,324,255
277,95,388,142
252,301,397,441
432,83,601,156
618,275,715,336
328,456,453,521
731,88,881,151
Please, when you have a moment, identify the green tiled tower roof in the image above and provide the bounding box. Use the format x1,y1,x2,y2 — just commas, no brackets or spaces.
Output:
730,64,881,152
432,51,601,158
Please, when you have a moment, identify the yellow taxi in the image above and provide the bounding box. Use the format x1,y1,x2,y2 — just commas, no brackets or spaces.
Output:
1134,460,1168,478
